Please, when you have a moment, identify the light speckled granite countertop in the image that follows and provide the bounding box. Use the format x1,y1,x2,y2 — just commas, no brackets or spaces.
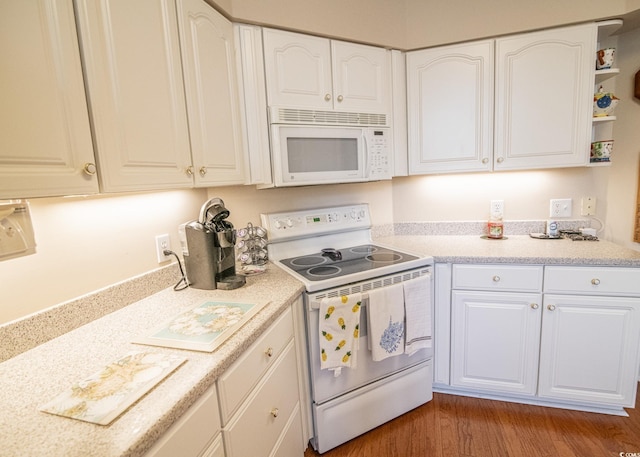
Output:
0,264,303,457
374,234,640,266
2,230,640,457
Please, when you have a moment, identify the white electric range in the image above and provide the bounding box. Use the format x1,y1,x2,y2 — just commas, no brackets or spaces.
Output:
261,204,434,453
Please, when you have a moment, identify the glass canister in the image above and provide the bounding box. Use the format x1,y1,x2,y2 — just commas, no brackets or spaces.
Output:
487,213,504,239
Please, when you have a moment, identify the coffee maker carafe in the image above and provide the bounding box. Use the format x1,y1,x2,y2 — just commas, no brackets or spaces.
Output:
181,198,245,290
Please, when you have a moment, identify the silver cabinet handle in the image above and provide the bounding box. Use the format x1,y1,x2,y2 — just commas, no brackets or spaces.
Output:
337,95,344,102
492,275,500,282
265,347,273,357
199,166,207,177
83,163,97,176
547,304,556,311
324,93,332,101
591,278,601,285
270,408,279,418
530,303,539,309
186,166,194,176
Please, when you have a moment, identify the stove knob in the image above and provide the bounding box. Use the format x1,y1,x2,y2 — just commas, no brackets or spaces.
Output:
274,220,283,229
286,218,293,227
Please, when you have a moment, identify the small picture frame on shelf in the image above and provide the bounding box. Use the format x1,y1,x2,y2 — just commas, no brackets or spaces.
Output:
635,69,640,100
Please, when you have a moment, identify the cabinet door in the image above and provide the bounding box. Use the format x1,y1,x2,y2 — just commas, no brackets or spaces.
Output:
177,0,245,187
495,24,596,170
451,290,542,395
407,40,493,174
331,41,391,114
0,0,98,199
262,28,332,110
539,294,640,407
75,0,193,192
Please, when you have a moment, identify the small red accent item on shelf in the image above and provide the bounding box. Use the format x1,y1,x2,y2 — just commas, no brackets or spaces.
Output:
635,69,640,100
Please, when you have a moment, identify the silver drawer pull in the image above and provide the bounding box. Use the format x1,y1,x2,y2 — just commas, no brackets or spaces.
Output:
591,278,601,286
492,275,500,282
530,303,539,309
270,408,279,418
547,304,556,311
265,347,274,357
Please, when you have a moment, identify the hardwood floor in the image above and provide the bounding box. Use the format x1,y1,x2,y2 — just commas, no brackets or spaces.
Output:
304,385,640,456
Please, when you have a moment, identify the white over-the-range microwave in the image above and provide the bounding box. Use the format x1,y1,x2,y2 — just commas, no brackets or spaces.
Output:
267,107,393,187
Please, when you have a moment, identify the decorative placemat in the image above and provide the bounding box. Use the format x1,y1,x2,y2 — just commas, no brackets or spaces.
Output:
40,351,186,425
133,300,269,352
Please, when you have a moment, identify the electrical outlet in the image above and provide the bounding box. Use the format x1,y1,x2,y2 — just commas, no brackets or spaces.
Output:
549,198,572,218
155,234,171,263
490,200,504,215
581,196,596,216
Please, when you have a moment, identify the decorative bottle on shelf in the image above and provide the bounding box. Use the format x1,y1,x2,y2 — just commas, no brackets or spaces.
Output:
487,212,504,239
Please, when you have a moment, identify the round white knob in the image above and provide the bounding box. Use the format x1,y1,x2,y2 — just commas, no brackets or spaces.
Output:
547,304,556,311
492,275,500,282
337,95,344,102
530,303,539,309
83,163,97,176
591,278,601,285
286,218,293,227
324,93,331,101
270,408,279,418
496,157,504,163
186,166,194,176
199,166,207,176
482,158,489,164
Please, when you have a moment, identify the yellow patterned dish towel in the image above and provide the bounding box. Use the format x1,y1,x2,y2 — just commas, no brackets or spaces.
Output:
319,293,362,377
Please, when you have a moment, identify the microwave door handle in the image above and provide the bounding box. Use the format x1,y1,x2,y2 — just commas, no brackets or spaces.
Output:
362,132,370,176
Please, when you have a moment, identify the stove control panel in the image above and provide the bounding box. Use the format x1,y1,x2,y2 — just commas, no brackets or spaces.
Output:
261,204,371,242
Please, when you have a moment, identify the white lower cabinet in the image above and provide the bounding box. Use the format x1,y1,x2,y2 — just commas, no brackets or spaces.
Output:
451,290,542,395
450,264,543,395
538,267,640,407
446,264,640,412
218,306,306,457
145,384,222,457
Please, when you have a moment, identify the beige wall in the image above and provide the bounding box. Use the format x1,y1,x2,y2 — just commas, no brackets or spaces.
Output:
0,190,206,324
391,168,608,222
212,0,633,49
601,27,640,248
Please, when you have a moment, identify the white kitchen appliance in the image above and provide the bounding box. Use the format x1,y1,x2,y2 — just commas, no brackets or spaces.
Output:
268,108,392,187
261,204,434,453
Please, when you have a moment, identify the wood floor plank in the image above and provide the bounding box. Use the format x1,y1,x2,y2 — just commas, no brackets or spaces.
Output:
304,384,640,456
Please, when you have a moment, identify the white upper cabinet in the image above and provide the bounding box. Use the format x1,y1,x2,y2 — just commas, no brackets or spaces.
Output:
75,0,194,192
0,0,99,199
407,40,494,174
494,23,596,170
177,0,246,186
407,23,596,174
262,28,391,114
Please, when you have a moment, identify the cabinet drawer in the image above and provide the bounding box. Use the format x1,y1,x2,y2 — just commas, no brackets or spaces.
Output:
218,307,294,424
544,266,640,296
223,341,301,457
145,384,220,457
452,264,543,292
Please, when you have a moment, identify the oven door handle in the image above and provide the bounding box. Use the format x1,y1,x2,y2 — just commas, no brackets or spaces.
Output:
310,293,369,310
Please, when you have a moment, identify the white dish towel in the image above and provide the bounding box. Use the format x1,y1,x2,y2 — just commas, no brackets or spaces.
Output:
403,274,432,355
367,283,405,361
318,293,363,376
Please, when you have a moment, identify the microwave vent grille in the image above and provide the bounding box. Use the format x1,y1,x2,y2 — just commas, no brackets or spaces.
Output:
274,108,387,126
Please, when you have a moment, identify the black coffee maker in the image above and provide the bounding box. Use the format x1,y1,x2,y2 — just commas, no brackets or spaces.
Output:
181,198,245,290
